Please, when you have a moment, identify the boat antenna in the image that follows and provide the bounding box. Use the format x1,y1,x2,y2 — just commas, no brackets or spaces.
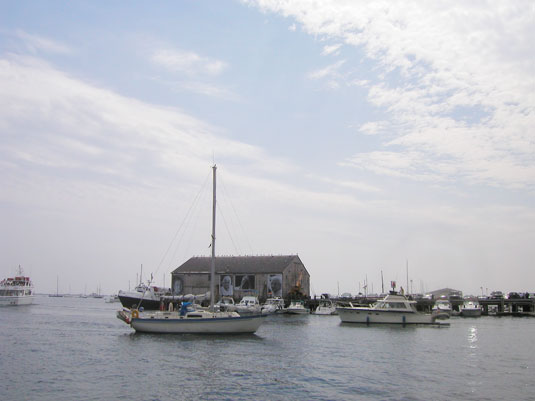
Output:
210,164,217,311
381,270,384,294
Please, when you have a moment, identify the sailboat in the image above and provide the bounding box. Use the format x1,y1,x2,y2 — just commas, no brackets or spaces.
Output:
117,165,266,334
49,276,64,297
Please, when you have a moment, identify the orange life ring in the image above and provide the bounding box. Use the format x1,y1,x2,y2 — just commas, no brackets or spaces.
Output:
131,309,139,319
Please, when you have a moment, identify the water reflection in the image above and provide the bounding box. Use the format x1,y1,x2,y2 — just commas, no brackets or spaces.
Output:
468,326,478,349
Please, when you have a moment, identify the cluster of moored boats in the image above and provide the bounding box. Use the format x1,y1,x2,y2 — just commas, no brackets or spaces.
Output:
115,289,457,334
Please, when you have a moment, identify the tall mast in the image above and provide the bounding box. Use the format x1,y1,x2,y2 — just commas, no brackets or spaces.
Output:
210,164,217,311
406,259,409,295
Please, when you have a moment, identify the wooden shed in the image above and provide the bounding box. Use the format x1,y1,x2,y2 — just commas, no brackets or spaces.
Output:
171,255,310,302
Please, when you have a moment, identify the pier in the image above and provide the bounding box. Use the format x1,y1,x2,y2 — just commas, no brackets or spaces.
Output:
479,297,535,316
306,294,535,316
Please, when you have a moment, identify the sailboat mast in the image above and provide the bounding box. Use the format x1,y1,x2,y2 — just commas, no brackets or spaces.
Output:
210,164,217,311
406,259,409,296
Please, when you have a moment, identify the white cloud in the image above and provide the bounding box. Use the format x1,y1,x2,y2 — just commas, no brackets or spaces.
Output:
312,174,382,193
308,60,345,80
0,55,286,191
321,43,341,56
15,30,71,54
151,48,228,76
247,0,535,189
359,121,388,136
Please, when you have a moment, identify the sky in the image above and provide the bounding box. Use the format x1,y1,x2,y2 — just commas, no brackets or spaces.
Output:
1,0,534,296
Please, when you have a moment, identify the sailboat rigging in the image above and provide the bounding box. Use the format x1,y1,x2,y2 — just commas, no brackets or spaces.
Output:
117,165,266,334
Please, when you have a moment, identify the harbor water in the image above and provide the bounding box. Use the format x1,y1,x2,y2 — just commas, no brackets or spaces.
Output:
1,296,534,401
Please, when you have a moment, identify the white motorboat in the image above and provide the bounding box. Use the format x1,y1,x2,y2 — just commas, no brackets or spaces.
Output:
235,296,262,315
0,266,34,306
460,300,482,317
215,296,237,312
432,299,452,319
336,292,437,324
261,297,285,314
117,165,266,334
104,294,120,303
313,299,337,315
118,283,170,310
286,300,310,314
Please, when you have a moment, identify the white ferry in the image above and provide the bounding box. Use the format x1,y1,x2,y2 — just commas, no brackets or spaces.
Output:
0,266,34,306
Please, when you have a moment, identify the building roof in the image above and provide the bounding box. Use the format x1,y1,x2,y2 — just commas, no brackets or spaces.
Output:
428,288,462,297
172,255,306,275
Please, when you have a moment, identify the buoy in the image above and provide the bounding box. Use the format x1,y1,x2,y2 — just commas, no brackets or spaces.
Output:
132,310,139,319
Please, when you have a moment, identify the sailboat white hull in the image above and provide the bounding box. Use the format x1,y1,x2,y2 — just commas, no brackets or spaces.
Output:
130,314,266,334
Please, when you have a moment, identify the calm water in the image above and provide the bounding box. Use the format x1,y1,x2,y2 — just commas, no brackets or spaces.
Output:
1,296,534,401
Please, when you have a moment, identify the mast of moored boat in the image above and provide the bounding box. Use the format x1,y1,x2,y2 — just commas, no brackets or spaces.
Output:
210,164,217,312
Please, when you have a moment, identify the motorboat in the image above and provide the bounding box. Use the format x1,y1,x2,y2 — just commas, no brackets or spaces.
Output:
313,299,337,315
336,292,437,324
118,283,170,310
215,296,237,312
261,297,285,314
104,294,120,303
460,300,482,317
117,165,266,334
286,300,310,314
235,296,261,315
432,299,452,319
0,266,34,306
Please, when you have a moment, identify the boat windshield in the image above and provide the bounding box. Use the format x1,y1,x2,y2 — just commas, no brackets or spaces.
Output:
376,301,408,310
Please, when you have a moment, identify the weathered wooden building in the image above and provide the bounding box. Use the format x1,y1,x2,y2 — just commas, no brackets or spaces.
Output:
171,255,310,302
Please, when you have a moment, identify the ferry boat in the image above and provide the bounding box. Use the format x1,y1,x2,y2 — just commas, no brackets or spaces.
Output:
336,292,436,324
0,266,34,306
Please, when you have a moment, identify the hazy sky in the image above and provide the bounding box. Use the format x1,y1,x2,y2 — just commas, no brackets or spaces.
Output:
1,1,533,296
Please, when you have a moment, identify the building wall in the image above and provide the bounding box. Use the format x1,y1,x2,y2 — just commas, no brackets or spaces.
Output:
172,273,210,296
282,258,310,298
171,258,310,302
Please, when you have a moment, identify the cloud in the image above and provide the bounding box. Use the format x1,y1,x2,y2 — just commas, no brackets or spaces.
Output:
359,121,388,136
0,54,285,193
307,59,345,80
15,30,71,54
312,174,382,193
246,1,535,189
321,43,341,56
151,48,228,76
